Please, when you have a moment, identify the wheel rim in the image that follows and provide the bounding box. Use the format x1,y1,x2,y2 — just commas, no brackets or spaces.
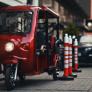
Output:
9,71,15,87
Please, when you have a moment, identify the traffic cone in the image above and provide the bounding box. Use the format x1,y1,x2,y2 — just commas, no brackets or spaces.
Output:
68,36,77,78
60,34,74,80
73,39,81,72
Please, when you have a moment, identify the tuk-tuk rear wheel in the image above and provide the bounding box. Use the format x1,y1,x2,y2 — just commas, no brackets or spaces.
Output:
18,73,25,81
53,74,58,80
5,65,16,90
52,68,59,80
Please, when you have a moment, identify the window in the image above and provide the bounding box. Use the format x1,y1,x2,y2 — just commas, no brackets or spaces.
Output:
0,11,33,34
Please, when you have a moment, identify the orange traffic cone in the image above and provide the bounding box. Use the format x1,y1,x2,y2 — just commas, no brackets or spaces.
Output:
68,36,77,78
73,39,81,72
60,34,74,80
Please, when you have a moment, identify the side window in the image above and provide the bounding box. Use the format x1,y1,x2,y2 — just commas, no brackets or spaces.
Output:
24,12,33,33
17,12,32,33
0,11,33,34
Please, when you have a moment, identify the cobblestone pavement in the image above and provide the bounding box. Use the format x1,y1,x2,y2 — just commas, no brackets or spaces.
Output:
0,68,92,92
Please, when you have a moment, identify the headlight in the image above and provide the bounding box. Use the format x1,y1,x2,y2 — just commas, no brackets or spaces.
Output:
5,42,14,52
85,48,92,52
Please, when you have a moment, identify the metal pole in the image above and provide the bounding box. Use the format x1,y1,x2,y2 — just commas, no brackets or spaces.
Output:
57,17,59,40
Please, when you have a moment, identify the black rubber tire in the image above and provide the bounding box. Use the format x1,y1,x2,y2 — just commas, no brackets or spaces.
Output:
53,74,58,80
5,65,16,91
18,73,25,81
52,69,59,80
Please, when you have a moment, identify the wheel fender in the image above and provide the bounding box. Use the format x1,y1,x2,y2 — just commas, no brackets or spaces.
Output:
3,59,18,64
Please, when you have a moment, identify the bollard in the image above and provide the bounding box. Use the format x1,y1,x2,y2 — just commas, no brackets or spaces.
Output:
60,34,74,80
68,36,77,78
73,39,81,72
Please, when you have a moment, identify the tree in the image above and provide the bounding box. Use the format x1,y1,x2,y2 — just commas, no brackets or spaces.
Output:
63,23,80,37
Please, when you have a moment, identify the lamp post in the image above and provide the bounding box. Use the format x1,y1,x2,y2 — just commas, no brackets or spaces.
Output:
84,19,92,31
86,20,92,30
87,22,92,27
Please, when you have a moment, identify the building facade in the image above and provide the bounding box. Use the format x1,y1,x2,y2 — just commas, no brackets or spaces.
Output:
41,0,87,24
0,0,87,22
75,0,90,19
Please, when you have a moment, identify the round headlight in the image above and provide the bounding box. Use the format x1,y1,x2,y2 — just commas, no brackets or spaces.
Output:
5,42,14,52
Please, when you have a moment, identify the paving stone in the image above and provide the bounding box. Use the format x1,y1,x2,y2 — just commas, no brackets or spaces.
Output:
0,68,92,92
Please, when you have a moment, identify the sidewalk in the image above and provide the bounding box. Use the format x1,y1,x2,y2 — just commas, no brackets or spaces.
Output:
0,68,92,92
25,68,92,92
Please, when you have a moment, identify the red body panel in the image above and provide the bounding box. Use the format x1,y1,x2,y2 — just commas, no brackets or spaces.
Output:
0,5,59,75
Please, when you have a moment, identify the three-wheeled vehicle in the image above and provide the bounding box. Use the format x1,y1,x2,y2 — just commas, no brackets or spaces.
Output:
0,5,61,90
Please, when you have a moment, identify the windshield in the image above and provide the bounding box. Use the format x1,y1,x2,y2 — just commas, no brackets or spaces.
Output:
80,35,92,47
0,11,33,34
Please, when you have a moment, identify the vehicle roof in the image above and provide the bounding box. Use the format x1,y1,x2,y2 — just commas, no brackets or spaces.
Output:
0,5,40,11
40,6,59,18
0,5,59,18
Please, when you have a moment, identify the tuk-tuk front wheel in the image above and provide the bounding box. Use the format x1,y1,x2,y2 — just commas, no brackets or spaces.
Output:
5,65,17,90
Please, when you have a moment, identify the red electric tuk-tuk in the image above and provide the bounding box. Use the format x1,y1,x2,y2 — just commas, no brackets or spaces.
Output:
0,5,60,90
